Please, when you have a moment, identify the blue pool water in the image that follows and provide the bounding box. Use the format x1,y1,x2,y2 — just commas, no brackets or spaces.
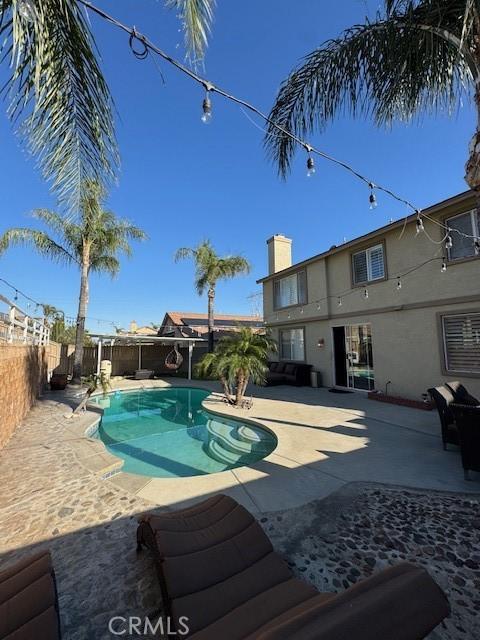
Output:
93,387,277,478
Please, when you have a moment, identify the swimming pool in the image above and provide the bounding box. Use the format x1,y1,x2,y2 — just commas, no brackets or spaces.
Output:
93,387,277,478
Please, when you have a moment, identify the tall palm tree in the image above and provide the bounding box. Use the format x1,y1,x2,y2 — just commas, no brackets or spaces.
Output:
174,240,251,351
0,0,215,210
0,181,146,380
196,327,277,405
265,1,480,194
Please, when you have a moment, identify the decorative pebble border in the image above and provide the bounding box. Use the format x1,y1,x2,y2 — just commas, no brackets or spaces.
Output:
261,483,480,640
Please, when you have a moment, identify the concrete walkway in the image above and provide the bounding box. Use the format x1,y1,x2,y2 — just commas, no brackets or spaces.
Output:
101,379,479,513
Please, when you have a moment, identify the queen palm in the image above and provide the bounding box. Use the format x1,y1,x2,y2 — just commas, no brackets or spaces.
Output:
0,181,146,380
174,240,251,351
265,1,480,194
0,0,215,210
196,327,277,405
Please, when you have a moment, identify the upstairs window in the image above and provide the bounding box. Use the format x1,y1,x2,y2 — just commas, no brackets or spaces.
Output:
446,211,480,261
352,244,385,285
274,271,307,309
442,313,480,374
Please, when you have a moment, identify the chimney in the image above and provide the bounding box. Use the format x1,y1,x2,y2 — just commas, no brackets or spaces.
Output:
130,320,138,334
267,234,292,275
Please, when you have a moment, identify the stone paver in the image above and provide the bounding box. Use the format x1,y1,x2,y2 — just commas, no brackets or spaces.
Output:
0,379,479,639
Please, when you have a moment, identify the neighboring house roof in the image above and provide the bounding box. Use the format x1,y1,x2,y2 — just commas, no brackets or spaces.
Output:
158,311,264,338
256,190,474,284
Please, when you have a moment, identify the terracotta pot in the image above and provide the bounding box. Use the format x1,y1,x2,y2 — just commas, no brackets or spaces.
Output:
50,373,68,391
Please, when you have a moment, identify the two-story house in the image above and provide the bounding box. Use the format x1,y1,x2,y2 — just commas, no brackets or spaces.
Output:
258,191,480,400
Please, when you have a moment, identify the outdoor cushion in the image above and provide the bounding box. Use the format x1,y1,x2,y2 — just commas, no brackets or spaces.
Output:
284,364,296,375
0,550,61,640
269,362,279,372
447,382,479,406
276,363,286,373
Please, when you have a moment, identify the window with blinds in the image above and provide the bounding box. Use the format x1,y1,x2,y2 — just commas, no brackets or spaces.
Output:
442,313,480,374
352,244,385,284
273,270,307,309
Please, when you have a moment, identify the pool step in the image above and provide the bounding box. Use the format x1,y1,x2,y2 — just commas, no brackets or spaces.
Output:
205,420,270,465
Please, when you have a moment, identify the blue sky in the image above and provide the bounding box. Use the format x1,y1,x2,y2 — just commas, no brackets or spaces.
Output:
0,0,474,332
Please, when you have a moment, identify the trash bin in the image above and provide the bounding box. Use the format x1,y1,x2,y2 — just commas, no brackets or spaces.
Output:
311,370,321,388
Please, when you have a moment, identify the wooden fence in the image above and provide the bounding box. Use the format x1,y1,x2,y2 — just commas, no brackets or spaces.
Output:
55,343,208,377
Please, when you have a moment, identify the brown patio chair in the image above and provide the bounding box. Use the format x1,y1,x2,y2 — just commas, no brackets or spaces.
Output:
450,403,480,480
137,494,449,639
0,550,61,640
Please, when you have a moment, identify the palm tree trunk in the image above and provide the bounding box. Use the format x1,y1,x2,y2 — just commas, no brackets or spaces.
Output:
208,286,215,352
220,375,234,404
72,254,90,382
235,370,245,406
465,84,480,198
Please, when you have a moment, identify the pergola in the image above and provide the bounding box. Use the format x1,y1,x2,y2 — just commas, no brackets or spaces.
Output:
88,333,208,380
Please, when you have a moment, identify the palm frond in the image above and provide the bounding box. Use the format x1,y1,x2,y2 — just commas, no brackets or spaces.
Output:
174,247,196,262
90,255,120,276
265,0,475,177
166,0,216,63
0,228,75,264
0,1,118,212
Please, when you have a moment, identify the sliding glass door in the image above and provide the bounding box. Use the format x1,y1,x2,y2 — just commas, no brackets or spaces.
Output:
344,324,374,391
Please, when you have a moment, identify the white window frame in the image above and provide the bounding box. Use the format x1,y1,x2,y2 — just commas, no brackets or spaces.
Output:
352,244,385,285
273,270,307,310
441,312,480,375
445,210,480,261
279,327,305,362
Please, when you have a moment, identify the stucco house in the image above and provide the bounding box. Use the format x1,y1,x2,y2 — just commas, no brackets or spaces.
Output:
258,191,480,400
157,311,264,340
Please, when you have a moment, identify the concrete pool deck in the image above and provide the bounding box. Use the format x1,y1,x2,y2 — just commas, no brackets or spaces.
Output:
91,378,479,512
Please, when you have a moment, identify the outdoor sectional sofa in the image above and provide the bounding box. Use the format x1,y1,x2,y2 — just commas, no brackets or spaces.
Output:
136,493,449,639
265,361,312,386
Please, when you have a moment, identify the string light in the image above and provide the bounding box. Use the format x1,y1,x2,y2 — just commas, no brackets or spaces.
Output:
363,288,369,299
396,277,402,290
337,297,342,307
201,88,213,124
368,183,377,210
415,215,425,235
475,239,480,253
441,260,447,272
300,307,304,314
445,233,453,250
73,0,480,253
316,303,321,311
14,290,18,301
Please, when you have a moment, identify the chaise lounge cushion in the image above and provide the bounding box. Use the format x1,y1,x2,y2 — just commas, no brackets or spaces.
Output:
138,494,449,640
446,382,479,407
0,550,61,640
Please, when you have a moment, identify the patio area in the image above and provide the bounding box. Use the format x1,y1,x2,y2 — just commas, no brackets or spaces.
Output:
0,380,479,639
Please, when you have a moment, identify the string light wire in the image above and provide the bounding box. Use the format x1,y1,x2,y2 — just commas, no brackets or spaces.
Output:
76,0,480,247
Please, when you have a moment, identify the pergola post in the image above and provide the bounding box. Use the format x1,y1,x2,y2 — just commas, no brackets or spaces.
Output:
138,343,142,370
188,342,193,380
96,339,103,376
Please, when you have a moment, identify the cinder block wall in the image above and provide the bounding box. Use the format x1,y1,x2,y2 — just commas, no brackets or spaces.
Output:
0,343,60,448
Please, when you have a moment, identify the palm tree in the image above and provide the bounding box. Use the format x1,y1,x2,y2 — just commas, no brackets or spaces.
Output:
196,327,277,405
0,0,215,210
0,180,146,381
265,1,480,195
174,240,251,351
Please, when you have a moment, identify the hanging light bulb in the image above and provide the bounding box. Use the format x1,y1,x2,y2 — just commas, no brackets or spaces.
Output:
474,239,480,253
300,307,304,314
14,290,18,301
287,312,291,319
364,288,369,299
368,183,377,210
441,260,447,273
396,278,402,291
445,233,453,250
316,302,321,311
201,89,212,124
415,214,424,235
337,297,342,307
306,156,315,177
18,0,35,21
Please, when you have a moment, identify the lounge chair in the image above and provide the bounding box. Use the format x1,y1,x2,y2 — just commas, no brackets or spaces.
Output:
428,382,479,450
136,494,449,639
0,550,61,640
450,403,480,480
